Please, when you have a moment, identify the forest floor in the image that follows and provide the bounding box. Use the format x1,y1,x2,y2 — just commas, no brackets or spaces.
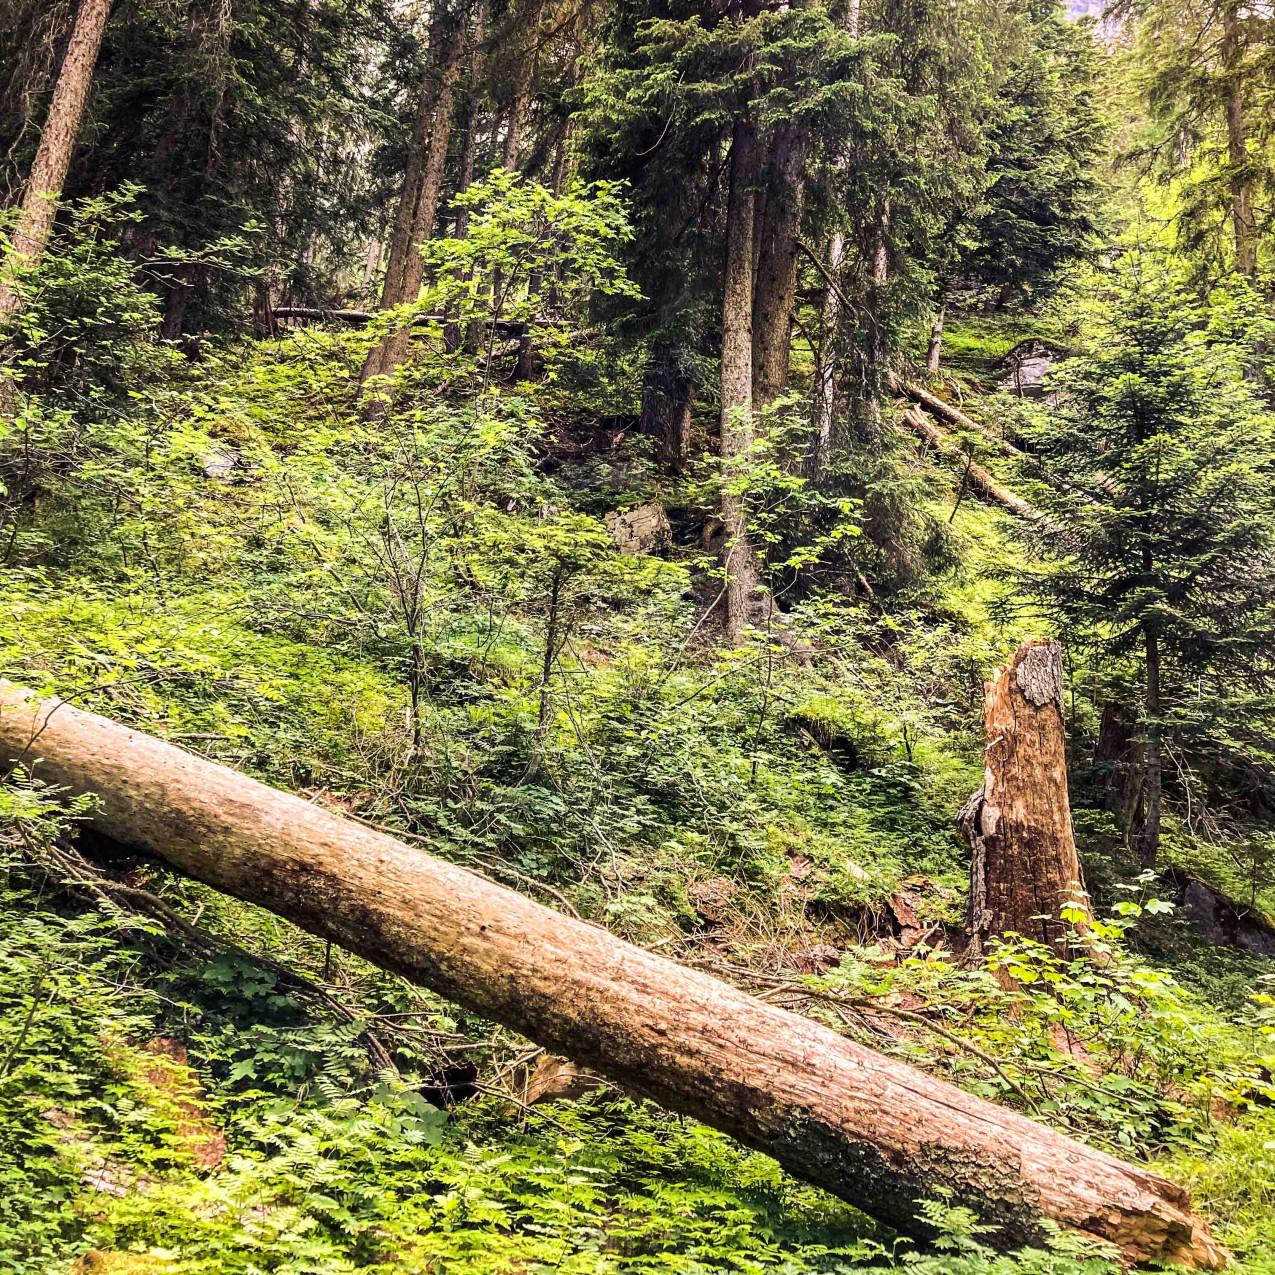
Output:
2,316,1274,1275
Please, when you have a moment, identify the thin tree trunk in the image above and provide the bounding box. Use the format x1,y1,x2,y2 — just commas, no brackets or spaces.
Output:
522,568,562,783
862,199,890,452
502,0,544,174
445,0,488,354
808,231,845,479
925,302,945,375
1222,3,1256,276
358,216,387,308
0,680,1228,1271
1136,629,1163,869
0,0,112,326
720,115,759,644
751,121,806,408
958,640,1090,954
362,20,466,401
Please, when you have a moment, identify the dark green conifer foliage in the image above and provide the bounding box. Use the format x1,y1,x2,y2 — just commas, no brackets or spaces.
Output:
1023,249,1275,866
964,2,1108,306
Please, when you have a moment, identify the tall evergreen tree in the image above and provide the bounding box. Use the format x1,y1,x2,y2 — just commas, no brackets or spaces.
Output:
1023,247,1275,866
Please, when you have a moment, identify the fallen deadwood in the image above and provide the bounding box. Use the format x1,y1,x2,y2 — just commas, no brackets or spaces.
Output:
900,406,1041,520
891,374,990,436
262,306,529,335
892,377,1114,508
0,682,1226,1267
959,640,1090,954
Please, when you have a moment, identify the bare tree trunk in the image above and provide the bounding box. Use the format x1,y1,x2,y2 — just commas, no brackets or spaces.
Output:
362,20,466,401
751,121,805,409
1094,699,1137,829
640,341,692,470
808,230,845,479
1135,629,1163,869
0,680,1227,1271
502,0,544,174
1222,2,1256,277
445,0,488,354
720,116,759,644
861,199,890,452
958,640,1090,954
358,230,384,308
0,0,112,326
925,302,945,375
379,59,443,314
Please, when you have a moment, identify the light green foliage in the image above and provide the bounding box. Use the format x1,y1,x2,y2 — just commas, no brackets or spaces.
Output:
2,136,1275,1275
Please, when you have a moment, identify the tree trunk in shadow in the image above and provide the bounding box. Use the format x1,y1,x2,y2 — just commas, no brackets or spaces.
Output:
752,121,806,410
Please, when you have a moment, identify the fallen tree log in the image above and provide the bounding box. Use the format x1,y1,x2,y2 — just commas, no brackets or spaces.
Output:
900,406,1042,520
891,376,1115,508
261,306,530,335
0,682,1226,1267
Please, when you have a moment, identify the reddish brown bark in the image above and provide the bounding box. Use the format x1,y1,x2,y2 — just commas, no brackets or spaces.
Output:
0,681,1226,1268
959,640,1090,952
0,0,112,325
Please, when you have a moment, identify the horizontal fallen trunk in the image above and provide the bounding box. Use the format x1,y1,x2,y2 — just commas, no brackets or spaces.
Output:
0,682,1225,1267
892,378,1114,508
261,306,530,335
900,407,1041,520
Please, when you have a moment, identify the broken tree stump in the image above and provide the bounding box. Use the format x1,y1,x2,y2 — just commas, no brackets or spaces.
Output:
0,681,1224,1267
959,640,1090,953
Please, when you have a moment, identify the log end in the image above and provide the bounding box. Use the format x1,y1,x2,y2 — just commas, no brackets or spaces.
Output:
1093,1198,1231,1271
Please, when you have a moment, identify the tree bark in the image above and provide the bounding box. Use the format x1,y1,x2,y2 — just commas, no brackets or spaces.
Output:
1135,629,1163,870
1222,2,1256,277
751,122,805,408
361,20,466,401
379,57,444,314
0,0,112,326
958,640,1091,953
502,0,544,174
0,680,1227,1270
925,303,945,376
720,116,759,644
445,0,489,355
640,341,692,470
861,199,890,452
808,230,845,479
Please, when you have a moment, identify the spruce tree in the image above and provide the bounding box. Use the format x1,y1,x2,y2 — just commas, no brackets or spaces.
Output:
1024,247,1275,866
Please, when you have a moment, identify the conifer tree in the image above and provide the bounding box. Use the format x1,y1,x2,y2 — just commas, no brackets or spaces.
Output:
1023,248,1275,867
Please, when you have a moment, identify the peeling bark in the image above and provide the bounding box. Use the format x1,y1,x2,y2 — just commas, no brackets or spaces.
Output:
0,681,1227,1268
960,641,1090,952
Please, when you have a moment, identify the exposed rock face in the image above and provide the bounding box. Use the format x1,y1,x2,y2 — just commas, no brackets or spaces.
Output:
997,339,1055,399
605,504,670,555
1161,868,1275,955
